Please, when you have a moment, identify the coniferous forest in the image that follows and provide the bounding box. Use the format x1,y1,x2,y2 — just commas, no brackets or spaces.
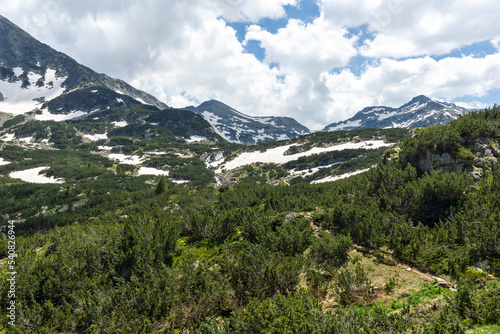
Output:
1,108,500,333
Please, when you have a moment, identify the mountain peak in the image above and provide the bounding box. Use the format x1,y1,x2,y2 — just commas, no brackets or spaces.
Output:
413,94,431,101
323,96,469,131
0,15,168,114
407,95,432,105
185,100,309,144
198,99,230,109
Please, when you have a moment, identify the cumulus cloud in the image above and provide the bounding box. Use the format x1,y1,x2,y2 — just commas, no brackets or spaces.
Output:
217,0,298,22
321,53,500,123
1,0,499,130
320,0,500,58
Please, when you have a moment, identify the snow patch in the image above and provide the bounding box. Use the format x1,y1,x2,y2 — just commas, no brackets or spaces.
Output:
84,133,108,141
326,119,362,131
186,135,208,143
9,166,64,184
137,167,169,176
108,154,145,165
18,136,33,143
252,129,274,144
146,151,168,156
112,121,128,127
311,168,370,184
13,67,23,77
134,97,150,105
376,110,399,120
1,133,15,142
406,102,427,112
202,111,234,142
171,179,190,184
35,109,87,121
276,134,290,141
369,107,386,113
289,162,341,177
0,157,11,166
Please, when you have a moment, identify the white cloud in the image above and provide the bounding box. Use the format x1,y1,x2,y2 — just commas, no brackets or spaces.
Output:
245,16,357,72
217,0,298,22
454,101,491,110
321,53,500,124
320,0,500,58
241,15,358,128
1,0,499,131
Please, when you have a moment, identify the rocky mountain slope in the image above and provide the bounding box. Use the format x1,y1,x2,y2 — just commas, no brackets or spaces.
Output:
0,15,219,144
184,100,310,144
323,95,469,131
0,15,167,117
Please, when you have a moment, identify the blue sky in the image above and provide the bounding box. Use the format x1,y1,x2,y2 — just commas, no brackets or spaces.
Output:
2,0,500,129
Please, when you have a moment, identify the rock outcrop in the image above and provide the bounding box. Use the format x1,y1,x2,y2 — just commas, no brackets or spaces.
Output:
385,137,498,179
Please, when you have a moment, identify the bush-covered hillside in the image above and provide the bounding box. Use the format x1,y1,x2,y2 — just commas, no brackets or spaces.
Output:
0,107,499,333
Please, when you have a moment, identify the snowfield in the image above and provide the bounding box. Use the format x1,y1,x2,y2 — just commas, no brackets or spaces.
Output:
0,69,67,115
9,166,64,184
35,109,87,121
215,140,393,173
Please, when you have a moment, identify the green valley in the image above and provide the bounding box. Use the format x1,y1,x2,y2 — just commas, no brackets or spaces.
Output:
0,107,499,333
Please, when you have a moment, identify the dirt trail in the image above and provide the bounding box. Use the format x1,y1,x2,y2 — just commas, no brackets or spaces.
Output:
305,213,456,290
355,244,457,289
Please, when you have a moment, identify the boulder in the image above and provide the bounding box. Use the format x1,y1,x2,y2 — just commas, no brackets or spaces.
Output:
491,145,500,157
284,213,300,222
475,260,491,271
44,244,57,256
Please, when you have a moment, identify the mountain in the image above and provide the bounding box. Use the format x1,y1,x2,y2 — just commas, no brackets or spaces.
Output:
0,14,167,117
0,15,218,142
323,95,469,131
184,99,310,144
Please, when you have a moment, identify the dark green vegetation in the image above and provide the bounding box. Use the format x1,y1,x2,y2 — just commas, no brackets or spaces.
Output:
0,108,499,333
3,97,219,150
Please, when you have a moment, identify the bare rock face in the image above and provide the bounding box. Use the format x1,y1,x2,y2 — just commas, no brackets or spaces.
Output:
414,149,474,173
472,140,499,170
490,145,500,158
0,92,4,102
432,152,454,169
412,137,498,177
